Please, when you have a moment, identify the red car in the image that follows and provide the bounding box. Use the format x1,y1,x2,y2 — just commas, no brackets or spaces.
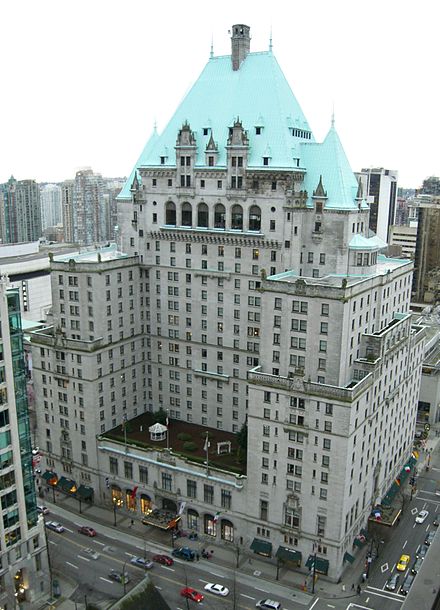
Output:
152,554,174,566
78,526,97,537
181,587,204,603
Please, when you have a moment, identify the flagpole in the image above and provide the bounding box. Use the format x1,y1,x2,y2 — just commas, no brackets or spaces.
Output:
167,409,170,451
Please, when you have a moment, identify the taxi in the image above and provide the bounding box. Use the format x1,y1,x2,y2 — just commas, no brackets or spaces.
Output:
396,554,410,571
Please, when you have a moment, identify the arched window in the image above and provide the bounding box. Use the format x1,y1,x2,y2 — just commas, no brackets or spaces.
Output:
214,204,225,229
140,494,152,515
249,205,261,231
197,203,209,228
187,508,199,530
221,519,234,542
111,485,123,507
204,514,217,537
182,202,192,227
125,488,137,512
165,201,176,225
231,205,243,230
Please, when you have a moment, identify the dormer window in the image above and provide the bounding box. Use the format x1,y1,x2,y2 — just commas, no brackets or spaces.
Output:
203,128,209,136
316,202,323,214
263,157,270,166
208,156,215,167
255,126,262,135
160,156,166,165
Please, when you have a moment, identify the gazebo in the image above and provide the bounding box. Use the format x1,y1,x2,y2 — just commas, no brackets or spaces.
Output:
149,422,167,442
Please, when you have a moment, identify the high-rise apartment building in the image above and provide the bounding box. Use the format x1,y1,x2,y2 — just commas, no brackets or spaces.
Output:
0,278,49,608
33,25,424,581
0,177,42,244
39,184,62,231
356,168,398,243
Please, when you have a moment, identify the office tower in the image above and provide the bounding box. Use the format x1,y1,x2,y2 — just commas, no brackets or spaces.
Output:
0,277,49,607
0,177,42,244
39,184,62,231
34,24,424,581
357,168,398,242
61,180,74,243
388,225,417,259
412,195,440,303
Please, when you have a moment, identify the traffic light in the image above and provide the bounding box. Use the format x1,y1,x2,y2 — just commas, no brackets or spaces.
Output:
105,477,110,488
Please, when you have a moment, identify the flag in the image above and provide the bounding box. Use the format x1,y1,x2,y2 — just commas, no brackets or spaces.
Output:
178,501,186,516
203,436,211,452
213,511,220,523
131,486,138,499
395,478,401,486
166,415,169,427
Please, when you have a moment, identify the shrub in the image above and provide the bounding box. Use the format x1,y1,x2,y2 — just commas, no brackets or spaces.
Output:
177,433,192,441
183,441,198,452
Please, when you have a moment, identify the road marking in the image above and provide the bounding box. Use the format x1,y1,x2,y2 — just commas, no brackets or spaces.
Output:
411,507,418,515
99,577,113,584
255,586,267,592
309,599,319,610
365,599,369,604
240,594,255,600
94,540,105,546
124,552,134,557
64,527,74,533
78,555,90,562
413,523,416,528
380,563,389,573
49,540,57,546
426,524,430,532
366,585,405,599
66,561,78,569
209,572,224,578
327,605,336,608
198,579,209,584
436,505,439,513
423,502,427,509
391,563,396,572
402,540,407,549
155,586,162,590
160,566,174,572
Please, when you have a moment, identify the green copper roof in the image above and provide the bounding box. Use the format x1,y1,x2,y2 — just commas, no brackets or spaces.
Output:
300,125,362,210
118,51,313,199
118,128,159,199
349,234,387,250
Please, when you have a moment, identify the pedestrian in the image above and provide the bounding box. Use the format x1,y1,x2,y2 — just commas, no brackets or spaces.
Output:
196,553,200,561
130,519,134,528
357,584,361,595
351,584,355,591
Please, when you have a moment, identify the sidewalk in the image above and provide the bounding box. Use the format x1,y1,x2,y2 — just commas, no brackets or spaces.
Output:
45,423,440,607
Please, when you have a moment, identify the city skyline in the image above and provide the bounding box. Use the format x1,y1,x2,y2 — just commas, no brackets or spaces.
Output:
1,0,439,188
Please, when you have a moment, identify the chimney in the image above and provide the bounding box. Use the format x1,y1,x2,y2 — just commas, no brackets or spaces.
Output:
231,24,250,71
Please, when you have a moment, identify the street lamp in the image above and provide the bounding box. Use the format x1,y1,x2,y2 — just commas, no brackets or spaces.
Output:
112,498,118,527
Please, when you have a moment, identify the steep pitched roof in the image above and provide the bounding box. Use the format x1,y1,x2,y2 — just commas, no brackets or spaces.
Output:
300,125,361,210
118,51,313,199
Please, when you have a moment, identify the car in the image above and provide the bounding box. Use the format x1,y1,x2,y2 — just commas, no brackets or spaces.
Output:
130,556,153,569
152,554,174,566
204,583,230,596
45,521,65,533
180,587,204,603
78,526,97,537
425,530,436,546
396,554,410,571
416,543,429,558
435,488,440,497
411,557,423,574
256,600,282,610
400,573,415,596
82,547,99,560
37,505,49,515
415,510,429,523
385,573,400,591
172,546,195,561
433,519,439,527
108,570,130,584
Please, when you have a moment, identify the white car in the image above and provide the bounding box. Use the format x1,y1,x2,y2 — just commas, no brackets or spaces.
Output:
415,510,429,524
204,583,229,596
82,547,100,560
37,505,49,515
45,521,65,533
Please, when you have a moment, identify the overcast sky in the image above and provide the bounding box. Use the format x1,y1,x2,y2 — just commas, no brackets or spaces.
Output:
1,0,438,188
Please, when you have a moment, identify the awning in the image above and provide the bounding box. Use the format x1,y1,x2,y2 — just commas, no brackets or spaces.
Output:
141,512,180,530
250,538,272,557
276,546,302,564
353,537,366,548
76,485,93,501
305,555,329,575
57,477,77,494
42,471,57,484
382,481,400,507
344,552,355,564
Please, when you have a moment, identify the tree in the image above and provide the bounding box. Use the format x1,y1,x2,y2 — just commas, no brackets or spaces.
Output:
153,408,167,425
236,424,248,463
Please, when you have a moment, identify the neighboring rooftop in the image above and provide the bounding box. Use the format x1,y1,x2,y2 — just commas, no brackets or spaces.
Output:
52,243,129,264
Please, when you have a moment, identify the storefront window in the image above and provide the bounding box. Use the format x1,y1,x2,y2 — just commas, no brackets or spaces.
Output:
221,519,234,542
187,509,198,531
204,514,216,537
125,490,137,511
140,495,152,515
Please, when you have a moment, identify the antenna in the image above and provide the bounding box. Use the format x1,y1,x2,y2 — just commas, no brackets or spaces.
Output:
210,34,214,58
269,25,273,51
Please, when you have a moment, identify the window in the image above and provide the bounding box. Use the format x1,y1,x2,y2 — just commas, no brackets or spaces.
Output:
124,461,133,479
204,484,214,504
221,489,231,509
139,466,148,484
162,473,172,491
321,303,329,316
260,499,268,521
109,457,118,475
187,479,197,499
